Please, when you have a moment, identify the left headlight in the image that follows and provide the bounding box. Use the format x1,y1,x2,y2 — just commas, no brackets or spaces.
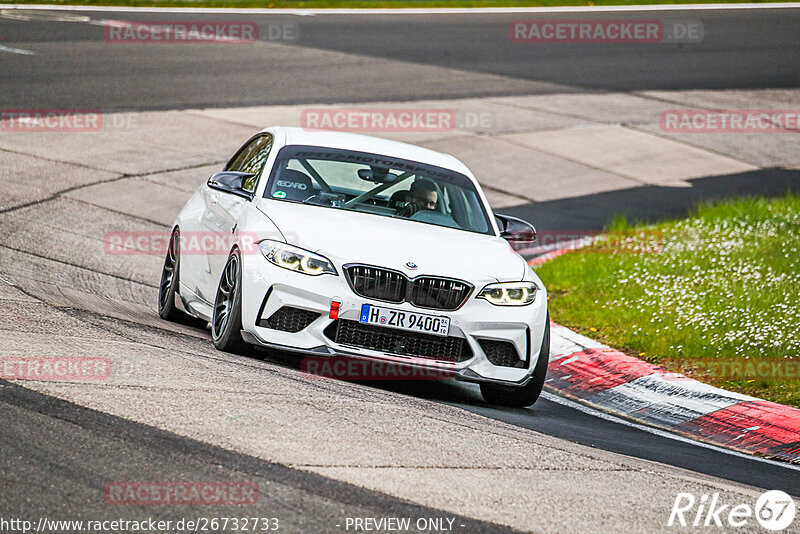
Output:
259,240,337,276
477,281,538,306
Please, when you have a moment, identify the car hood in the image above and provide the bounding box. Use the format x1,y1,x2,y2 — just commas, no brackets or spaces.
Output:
256,199,526,283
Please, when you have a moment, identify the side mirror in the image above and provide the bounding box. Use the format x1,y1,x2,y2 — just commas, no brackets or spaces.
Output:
496,214,537,246
207,171,256,200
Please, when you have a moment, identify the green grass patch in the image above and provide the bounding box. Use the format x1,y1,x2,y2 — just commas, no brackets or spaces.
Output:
536,195,800,407
6,0,792,8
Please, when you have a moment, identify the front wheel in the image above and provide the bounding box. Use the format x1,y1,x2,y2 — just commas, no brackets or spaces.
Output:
480,316,550,408
211,249,249,354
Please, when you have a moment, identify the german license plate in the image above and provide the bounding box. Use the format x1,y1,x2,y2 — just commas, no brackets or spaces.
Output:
359,304,450,337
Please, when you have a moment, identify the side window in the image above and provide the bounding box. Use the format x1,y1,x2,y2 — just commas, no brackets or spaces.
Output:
225,134,274,192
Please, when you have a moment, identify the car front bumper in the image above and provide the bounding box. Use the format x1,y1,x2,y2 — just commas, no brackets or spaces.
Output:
240,255,548,386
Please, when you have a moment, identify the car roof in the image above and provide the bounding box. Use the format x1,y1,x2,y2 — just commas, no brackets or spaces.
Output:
262,126,473,178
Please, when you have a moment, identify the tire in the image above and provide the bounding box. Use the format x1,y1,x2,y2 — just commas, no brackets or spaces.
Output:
158,228,182,321
480,315,550,408
211,249,249,354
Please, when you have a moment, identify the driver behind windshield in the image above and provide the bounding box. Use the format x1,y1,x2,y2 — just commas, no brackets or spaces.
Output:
398,179,438,217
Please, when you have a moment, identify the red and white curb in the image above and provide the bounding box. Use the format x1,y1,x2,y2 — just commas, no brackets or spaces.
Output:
533,250,800,464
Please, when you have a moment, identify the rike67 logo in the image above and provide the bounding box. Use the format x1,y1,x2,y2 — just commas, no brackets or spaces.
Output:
668,490,796,531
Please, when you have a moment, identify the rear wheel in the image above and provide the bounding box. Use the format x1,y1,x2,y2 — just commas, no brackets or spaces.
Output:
211,249,249,354
158,228,182,321
480,316,550,408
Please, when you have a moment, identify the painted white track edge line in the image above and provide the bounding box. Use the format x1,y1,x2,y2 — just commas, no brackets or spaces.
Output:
0,43,35,54
541,391,800,472
1,3,800,14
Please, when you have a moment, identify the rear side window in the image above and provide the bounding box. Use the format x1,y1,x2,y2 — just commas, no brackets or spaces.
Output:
225,134,273,192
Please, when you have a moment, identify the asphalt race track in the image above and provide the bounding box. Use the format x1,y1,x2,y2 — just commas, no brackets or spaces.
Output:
1,6,799,532
1,7,800,110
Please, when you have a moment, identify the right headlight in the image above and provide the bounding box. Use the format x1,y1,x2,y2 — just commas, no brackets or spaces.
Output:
477,281,538,306
258,240,337,276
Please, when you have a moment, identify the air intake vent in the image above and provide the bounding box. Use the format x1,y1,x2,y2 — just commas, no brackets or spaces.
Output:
259,306,320,333
324,320,472,363
478,339,524,368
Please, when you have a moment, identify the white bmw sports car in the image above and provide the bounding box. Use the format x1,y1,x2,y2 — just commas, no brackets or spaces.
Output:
159,127,549,406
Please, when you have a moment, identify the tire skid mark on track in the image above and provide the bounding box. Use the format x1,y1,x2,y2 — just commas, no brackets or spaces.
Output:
0,175,127,216
0,146,119,174
0,244,159,288
67,195,171,227
0,152,225,216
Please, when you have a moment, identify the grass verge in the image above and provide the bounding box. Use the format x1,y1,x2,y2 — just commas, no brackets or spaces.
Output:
4,0,792,8
535,194,800,407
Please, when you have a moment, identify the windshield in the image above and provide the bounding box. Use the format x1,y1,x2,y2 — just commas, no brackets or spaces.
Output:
263,145,493,235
